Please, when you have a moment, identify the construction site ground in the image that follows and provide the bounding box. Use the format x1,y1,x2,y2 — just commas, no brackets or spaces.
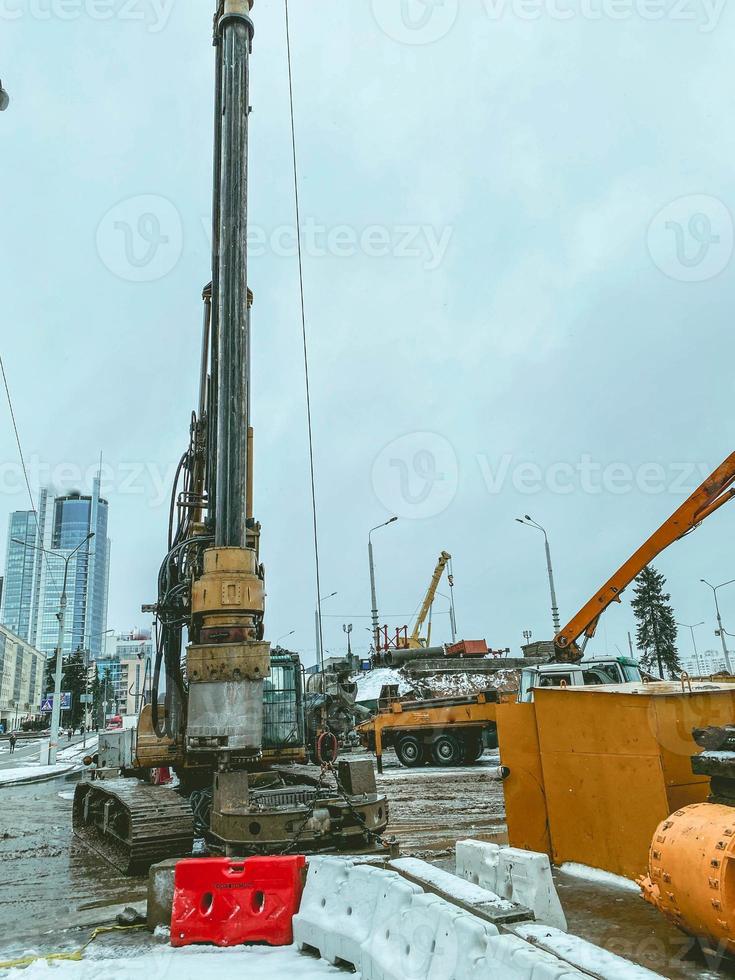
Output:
0,751,728,979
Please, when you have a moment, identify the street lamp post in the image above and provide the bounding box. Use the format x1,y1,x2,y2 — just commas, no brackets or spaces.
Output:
516,516,561,635
369,517,398,653
701,579,735,674
275,630,295,647
14,531,95,764
315,591,338,672
676,621,704,675
343,623,353,659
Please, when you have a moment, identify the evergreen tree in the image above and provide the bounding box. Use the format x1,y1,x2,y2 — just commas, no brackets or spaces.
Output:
43,648,89,728
631,566,681,678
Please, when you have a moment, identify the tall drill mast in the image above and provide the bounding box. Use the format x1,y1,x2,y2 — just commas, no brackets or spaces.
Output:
184,0,270,768
213,0,253,549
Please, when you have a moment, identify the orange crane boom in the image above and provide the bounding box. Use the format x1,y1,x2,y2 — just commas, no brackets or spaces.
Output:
554,452,735,662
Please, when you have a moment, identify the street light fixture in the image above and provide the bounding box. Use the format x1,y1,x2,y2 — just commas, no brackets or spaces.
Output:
676,620,705,676
368,517,398,652
13,531,95,763
275,630,296,646
516,515,561,635
0,81,9,112
700,578,735,674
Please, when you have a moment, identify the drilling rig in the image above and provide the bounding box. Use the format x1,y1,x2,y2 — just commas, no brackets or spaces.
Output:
73,0,388,872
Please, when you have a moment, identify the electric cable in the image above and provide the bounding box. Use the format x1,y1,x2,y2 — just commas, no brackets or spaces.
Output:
284,0,326,671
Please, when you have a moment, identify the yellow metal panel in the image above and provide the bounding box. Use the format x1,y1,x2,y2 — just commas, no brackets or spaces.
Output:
540,749,670,879
534,687,661,757
497,701,551,856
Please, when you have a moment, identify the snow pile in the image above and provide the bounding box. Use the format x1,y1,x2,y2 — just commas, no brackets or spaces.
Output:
6,943,347,980
414,669,519,698
0,763,76,786
559,863,640,893
353,668,413,702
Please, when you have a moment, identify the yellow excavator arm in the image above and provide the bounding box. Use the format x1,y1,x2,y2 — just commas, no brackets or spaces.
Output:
408,551,452,648
554,452,735,663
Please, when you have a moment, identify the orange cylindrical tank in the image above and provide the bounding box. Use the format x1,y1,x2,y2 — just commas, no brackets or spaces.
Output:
639,802,735,953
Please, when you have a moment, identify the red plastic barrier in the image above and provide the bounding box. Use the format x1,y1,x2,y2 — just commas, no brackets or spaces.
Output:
170,856,306,948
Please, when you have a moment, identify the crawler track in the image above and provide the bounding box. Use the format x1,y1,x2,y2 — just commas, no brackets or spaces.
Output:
73,779,194,874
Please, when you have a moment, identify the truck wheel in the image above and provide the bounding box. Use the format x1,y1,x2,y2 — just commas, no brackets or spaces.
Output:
485,726,499,751
463,735,484,764
395,734,425,768
431,733,463,767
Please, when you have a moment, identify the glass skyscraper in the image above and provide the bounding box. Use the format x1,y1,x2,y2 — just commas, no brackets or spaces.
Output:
1,478,111,660
1,510,39,641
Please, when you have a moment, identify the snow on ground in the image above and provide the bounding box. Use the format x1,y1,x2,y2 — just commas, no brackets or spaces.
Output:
0,764,76,785
559,862,641,893
353,668,414,702
57,738,98,762
516,924,662,979
6,943,348,980
377,756,501,779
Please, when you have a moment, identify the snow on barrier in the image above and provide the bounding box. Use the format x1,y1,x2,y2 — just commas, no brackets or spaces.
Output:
514,924,664,980
294,857,589,980
456,839,567,932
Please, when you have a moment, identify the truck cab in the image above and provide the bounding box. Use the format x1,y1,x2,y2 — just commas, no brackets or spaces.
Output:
519,657,642,702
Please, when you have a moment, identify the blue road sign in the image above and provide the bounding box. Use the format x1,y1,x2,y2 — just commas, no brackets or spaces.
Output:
41,692,72,712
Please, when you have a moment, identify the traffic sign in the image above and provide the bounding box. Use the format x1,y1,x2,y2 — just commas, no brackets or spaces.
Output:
41,692,72,712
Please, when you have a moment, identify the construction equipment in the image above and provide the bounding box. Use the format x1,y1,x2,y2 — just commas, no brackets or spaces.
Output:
639,726,735,955
379,551,451,653
553,452,735,663
73,0,387,872
358,656,641,771
498,679,735,879
357,690,502,771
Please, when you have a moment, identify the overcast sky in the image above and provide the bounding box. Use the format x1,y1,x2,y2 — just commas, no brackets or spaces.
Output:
1,0,733,667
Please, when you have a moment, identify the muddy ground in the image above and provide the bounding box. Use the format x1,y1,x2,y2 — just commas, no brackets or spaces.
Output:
0,750,729,978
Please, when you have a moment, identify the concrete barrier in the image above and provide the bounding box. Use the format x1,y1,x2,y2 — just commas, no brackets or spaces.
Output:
456,840,567,932
294,857,594,980
293,858,422,967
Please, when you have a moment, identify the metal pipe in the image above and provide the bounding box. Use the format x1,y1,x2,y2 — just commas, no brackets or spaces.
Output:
213,1,254,547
